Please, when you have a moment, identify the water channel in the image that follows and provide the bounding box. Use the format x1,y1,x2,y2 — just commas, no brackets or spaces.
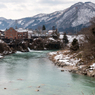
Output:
0,50,95,95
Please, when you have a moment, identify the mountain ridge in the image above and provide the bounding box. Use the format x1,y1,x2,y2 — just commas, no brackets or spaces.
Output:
0,2,95,33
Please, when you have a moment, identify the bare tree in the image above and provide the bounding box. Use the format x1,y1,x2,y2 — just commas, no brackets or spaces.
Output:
81,17,95,62
37,26,42,36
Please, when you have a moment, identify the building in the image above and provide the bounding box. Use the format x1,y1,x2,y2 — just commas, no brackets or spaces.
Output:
5,27,28,39
28,30,33,39
48,30,53,36
16,28,28,39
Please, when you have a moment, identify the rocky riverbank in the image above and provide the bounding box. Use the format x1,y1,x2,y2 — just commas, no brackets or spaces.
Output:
0,37,63,58
0,40,13,58
48,49,95,77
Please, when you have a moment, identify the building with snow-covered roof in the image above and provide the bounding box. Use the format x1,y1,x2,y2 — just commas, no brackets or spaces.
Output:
15,28,28,33
5,27,28,39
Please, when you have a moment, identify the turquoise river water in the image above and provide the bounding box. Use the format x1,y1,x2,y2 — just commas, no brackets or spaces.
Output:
0,50,95,95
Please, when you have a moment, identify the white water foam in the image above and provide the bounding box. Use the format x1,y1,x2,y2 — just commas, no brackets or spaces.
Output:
28,47,43,53
0,55,3,58
15,51,22,54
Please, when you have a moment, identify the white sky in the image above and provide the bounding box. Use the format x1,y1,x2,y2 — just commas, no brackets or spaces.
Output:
0,0,95,19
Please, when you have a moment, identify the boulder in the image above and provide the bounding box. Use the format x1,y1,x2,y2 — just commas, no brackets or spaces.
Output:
36,89,39,92
61,70,64,72
37,86,40,88
0,41,12,55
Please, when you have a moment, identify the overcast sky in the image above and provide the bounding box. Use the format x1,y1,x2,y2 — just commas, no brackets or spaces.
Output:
0,0,95,19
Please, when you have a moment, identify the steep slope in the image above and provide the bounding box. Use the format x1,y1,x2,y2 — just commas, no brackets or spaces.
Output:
55,2,95,32
16,11,65,30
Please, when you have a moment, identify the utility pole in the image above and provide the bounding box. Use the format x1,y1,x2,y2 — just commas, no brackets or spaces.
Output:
75,7,78,34
15,20,18,29
57,22,58,33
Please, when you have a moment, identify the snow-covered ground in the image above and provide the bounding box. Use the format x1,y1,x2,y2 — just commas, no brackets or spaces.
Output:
48,34,84,67
90,63,95,70
49,50,80,66
59,34,84,47
48,37,56,41
0,40,4,43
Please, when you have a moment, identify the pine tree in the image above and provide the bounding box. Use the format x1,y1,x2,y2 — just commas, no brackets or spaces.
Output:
52,26,55,30
63,32,68,45
92,28,95,35
42,25,46,30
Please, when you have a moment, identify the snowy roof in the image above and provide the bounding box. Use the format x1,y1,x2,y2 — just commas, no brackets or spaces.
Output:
28,30,33,33
15,28,28,33
48,30,53,33
0,29,5,31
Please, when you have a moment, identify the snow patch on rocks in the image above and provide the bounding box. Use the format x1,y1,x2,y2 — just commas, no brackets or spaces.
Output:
48,37,55,41
0,40,4,43
49,50,80,66
90,63,95,70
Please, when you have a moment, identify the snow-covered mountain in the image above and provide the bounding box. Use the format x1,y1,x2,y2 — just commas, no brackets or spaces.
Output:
0,2,95,33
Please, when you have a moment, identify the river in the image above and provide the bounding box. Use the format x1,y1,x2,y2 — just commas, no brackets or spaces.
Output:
0,50,95,95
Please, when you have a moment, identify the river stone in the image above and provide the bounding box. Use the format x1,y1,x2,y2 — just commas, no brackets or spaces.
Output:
37,86,40,88
36,89,39,92
61,70,64,72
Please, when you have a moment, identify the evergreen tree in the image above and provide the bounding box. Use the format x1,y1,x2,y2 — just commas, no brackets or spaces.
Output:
52,26,55,30
42,25,46,30
63,32,68,45
70,38,79,51
92,28,95,35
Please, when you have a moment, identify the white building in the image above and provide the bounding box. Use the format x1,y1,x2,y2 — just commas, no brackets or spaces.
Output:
28,30,33,39
48,30,53,35
16,28,33,39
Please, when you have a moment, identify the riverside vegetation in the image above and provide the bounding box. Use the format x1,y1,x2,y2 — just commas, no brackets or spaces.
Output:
49,17,95,78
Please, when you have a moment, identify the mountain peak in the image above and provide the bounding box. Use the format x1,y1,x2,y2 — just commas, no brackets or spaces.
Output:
85,2,92,4
0,17,6,21
72,2,94,7
73,2,83,6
